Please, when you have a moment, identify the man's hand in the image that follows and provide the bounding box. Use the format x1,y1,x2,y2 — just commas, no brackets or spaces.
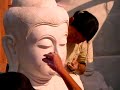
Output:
67,59,86,75
67,58,79,71
42,52,64,72
78,63,86,75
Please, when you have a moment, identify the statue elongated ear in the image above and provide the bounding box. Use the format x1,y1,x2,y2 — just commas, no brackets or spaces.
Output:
2,35,19,72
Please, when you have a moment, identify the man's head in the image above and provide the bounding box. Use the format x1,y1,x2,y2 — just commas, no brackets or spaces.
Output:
0,72,35,90
68,10,99,43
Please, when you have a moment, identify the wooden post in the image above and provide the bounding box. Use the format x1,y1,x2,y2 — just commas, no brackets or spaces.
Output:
0,0,12,72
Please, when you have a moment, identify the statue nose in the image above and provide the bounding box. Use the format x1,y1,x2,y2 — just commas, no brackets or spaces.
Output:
54,45,58,54
53,45,62,59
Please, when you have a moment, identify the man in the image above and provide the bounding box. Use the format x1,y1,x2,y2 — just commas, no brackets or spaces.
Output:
66,10,99,74
67,10,110,90
0,72,35,90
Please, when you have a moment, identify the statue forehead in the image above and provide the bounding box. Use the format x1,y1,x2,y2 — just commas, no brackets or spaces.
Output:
4,7,69,38
4,0,69,42
12,0,45,6
12,0,57,7
27,24,68,43
11,7,68,26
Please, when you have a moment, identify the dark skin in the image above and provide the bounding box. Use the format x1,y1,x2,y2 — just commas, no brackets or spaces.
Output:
67,57,86,75
67,17,86,75
42,52,82,90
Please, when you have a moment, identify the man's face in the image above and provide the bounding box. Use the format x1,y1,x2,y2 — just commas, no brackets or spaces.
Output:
18,23,68,80
67,25,86,44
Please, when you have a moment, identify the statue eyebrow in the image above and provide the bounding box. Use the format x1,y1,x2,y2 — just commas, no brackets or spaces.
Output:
35,35,57,51
36,34,57,44
25,22,68,40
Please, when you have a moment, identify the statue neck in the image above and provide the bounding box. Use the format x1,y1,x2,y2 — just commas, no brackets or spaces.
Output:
18,68,54,86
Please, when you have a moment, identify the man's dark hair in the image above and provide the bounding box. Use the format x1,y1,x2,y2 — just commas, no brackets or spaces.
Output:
70,11,99,41
0,72,35,90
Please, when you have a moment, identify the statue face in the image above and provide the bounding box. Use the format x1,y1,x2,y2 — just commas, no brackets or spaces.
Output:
3,1,69,85
18,23,68,80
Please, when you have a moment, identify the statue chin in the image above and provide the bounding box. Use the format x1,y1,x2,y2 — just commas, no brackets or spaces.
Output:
42,65,57,77
48,69,55,75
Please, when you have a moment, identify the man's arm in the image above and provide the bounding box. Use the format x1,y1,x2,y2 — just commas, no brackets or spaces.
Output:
58,65,82,90
77,41,88,74
67,41,87,74
42,52,82,90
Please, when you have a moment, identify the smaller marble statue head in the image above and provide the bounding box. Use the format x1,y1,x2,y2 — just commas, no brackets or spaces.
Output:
3,0,69,86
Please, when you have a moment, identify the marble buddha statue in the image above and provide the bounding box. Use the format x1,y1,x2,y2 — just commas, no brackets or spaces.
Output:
2,0,84,90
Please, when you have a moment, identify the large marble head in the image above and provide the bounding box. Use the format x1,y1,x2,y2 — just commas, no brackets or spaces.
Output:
3,0,69,85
